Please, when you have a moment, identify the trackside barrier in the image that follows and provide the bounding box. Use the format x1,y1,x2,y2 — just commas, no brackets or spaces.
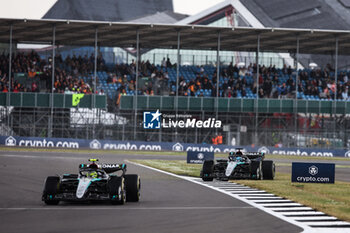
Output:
292,162,335,183
0,136,349,158
187,151,214,164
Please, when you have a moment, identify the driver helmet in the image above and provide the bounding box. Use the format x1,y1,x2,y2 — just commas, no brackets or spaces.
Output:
88,163,98,169
88,158,99,169
235,150,243,156
228,151,235,161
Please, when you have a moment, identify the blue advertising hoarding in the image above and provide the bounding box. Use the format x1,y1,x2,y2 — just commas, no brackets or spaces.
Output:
291,162,335,183
0,135,349,158
187,151,214,164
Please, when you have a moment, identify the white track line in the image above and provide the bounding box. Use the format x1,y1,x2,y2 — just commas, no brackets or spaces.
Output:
292,216,337,221
304,221,350,226
238,193,276,196
220,187,257,189
246,196,284,199
228,190,267,193
254,200,294,203
271,207,314,211
262,203,303,207
282,212,327,216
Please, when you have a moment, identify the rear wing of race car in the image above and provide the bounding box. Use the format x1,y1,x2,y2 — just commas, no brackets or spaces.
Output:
79,163,127,174
243,152,265,160
101,163,127,174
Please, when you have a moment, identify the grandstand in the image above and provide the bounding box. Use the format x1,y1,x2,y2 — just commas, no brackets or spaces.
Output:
0,17,349,149
1,52,346,101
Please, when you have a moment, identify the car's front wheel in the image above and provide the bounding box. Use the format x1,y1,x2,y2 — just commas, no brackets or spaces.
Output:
201,160,214,181
256,163,263,180
262,160,275,180
109,176,126,205
42,176,60,205
125,174,141,202
251,161,263,180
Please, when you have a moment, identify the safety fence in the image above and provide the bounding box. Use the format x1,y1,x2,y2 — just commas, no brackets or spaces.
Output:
120,95,350,114
0,135,349,157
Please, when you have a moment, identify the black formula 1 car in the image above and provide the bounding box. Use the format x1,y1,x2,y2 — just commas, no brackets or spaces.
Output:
200,149,275,181
42,159,140,205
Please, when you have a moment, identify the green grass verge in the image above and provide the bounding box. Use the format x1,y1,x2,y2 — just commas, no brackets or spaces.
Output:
1,146,350,161
132,159,350,222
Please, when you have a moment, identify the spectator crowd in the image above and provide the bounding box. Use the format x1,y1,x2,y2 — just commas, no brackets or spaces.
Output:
0,51,105,94
1,51,349,103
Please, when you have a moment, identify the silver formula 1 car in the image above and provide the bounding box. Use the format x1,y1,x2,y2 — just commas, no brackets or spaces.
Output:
200,149,275,181
42,159,140,205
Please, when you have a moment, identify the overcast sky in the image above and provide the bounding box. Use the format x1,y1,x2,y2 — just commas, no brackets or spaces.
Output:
0,0,224,19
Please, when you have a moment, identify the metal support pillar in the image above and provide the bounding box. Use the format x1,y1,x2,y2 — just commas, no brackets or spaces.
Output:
255,34,260,146
92,27,98,139
175,30,180,142
334,37,338,136
335,37,338,101
49,25,56,138
7,24,12,133
133,29,139,140
216,31,221,134
294,36,299,145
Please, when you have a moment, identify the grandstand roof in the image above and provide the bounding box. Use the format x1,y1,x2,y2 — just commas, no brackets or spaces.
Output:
43,0,173,22
240,0,350,30
129,11,188,24
0,18,350,55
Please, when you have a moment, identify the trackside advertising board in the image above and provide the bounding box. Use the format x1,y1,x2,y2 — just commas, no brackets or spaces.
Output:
187,151,214,164
291,162,335,183
0,136,350,157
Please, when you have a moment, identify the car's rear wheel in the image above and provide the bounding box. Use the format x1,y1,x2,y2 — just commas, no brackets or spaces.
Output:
202,160,214,181
125,174,141,202
109,176,126,205
262,160,275,180
43,176,60,205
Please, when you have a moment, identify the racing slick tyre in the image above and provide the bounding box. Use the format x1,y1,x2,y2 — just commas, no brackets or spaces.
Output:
251,161,263,180
201,160,214,181
262,161,275,180
43,176,60,205
125,174,141,202
108,176,126,205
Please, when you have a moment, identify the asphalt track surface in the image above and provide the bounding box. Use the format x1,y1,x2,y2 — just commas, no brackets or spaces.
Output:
0,150,303,233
